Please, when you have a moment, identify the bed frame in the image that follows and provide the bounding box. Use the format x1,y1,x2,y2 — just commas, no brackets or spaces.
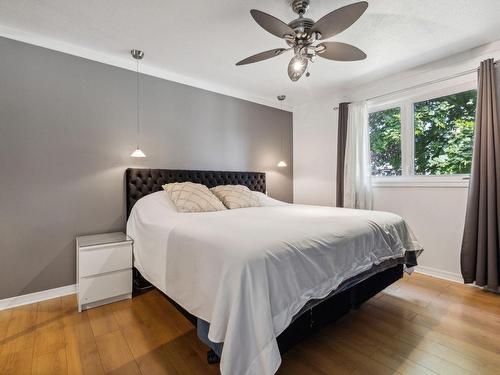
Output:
125,168,404,362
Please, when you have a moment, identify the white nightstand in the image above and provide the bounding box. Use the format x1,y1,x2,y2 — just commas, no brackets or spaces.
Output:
76,232,133,312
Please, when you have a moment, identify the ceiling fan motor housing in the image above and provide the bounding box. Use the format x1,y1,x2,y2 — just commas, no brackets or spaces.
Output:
288,17,315,36
291,0,310,15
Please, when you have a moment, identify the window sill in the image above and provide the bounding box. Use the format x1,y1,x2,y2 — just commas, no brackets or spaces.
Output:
372,176,470,188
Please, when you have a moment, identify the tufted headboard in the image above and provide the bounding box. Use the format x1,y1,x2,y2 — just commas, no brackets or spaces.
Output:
126,168,266,217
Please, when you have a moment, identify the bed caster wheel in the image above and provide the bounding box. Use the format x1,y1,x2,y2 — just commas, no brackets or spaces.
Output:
207,349,220,364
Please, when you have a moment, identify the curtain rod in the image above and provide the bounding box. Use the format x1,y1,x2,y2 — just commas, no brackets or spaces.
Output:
332,59,499,110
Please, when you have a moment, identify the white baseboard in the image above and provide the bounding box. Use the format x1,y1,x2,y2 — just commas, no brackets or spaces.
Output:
0,284,76,311
415,266,464,284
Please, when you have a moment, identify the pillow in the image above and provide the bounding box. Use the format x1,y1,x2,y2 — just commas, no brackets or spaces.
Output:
162,182,226,212
252,191,288,207
210,185,261,209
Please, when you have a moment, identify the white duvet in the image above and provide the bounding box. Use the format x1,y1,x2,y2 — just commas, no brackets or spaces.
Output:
127,191,422,375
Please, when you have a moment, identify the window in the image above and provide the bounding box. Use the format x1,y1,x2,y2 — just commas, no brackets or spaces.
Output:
368,87,477,180
414,90,477,175
369,108,402,176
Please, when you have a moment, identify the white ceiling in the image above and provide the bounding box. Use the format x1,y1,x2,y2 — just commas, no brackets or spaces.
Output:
1,0,500,108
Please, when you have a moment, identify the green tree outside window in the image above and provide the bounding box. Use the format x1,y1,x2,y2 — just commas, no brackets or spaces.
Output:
368,89,476,176
414,90,476,175
369,108,402,176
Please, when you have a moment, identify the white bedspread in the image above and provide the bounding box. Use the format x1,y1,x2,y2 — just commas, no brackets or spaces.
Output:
127,192,422,375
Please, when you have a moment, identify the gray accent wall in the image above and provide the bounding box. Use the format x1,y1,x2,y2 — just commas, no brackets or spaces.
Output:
0,37,293,299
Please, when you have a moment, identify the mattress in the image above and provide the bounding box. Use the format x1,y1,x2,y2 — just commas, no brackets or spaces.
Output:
127,191,422,375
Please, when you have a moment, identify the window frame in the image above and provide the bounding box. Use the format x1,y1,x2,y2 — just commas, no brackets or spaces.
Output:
368,80,477,188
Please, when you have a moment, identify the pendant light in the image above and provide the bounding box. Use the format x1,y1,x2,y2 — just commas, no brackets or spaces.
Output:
277,95,287,168
130,49,146,158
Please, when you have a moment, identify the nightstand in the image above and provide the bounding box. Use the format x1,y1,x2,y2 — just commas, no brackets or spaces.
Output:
76,232,133,312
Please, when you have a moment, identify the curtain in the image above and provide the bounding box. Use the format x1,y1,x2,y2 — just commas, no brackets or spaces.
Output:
461,58,500,292
336,103,350,207
344,101,372,209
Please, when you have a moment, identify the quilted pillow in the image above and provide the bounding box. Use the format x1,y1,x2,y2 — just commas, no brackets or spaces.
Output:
210,185,261,209
162,182,226,212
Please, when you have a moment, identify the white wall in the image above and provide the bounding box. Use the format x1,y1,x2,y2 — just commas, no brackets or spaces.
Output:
293,98,340,206
293,40,500,282
372,187,468,281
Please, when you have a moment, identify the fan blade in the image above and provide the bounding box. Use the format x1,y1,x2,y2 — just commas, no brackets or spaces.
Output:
317,42,366,61
236,48,291,65
311,1,368,40
236,48,289,66
250,9,295,39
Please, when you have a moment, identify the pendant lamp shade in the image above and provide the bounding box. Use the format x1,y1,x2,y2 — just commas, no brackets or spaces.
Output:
130,147,146,158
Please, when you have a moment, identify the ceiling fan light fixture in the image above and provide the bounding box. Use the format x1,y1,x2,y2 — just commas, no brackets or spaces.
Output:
288,55,308,81
238,1,368,79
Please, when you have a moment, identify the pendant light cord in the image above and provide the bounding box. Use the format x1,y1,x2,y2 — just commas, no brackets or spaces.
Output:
136,58,140,146
280,98,284,157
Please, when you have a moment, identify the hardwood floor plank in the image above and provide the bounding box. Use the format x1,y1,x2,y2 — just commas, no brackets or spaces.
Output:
33,297,66,357
111,298,145,328
32,347,67,375
134,344,179,375
312,332,399,375
412,312,500,353
120,318,165,359
332,318,455,375
0,303,38,356
87,304,120,337
374,290,500,335
158,330,216,375
403,273,452,292
0,308,13,325
64,304,104,375
407,329,500,368
65,338,104,375
292,342,356,374
0,347,33,375
94,330,141,375
369,347,436,375
178,330,219,375
395,330,485,373
278,346,332,375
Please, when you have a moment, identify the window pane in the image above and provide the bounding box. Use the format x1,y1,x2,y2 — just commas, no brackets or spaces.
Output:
369,107,402,176
414,90,476,175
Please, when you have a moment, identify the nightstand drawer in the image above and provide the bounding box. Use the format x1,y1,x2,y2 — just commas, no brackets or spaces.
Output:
79,243,132,277
79,269,132,305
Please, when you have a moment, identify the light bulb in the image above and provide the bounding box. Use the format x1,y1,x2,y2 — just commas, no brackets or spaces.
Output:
277,160,287,168
288,55,308,82
293,59,304,71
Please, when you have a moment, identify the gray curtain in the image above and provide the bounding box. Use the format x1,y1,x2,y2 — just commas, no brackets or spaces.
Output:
461,58,500,292
336,102,350,207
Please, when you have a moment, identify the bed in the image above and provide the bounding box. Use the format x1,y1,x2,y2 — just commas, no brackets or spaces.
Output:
125,168,423,375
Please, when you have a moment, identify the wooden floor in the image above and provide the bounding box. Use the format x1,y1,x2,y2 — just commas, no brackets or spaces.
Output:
0,273,499,375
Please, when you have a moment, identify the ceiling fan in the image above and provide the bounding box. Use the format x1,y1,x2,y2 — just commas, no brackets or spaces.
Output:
236,0,368,82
